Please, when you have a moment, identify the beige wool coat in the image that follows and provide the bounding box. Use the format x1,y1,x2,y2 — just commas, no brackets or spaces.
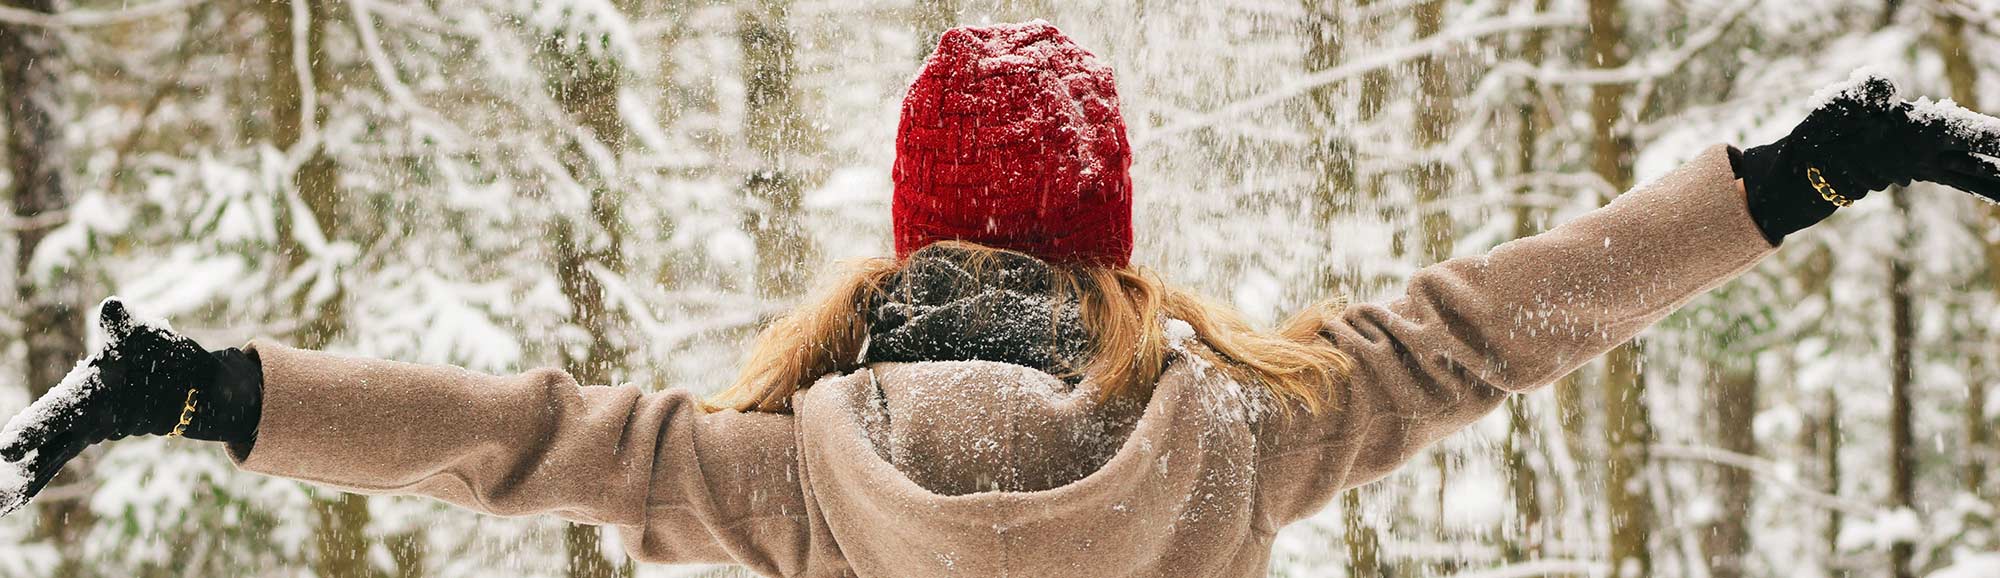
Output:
227,144,1777,577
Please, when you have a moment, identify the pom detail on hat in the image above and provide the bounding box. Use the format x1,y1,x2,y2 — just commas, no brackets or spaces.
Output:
892,20,1134,267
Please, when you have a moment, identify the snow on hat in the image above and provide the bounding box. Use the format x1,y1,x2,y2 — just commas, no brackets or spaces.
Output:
892,20,1134,267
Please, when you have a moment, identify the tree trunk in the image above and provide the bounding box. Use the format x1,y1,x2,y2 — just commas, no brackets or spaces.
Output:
310,494,375,578
265,0,346,341
262,1,379,576
1601,341,1654,577
1552,370,1593,539
1300,0,1364,293
1352,0,1392,244
1588,0,1651,574
1342,490,1386,578
992,0,1053,22
1,2,91,575
1504,0,1552,561
913,0,957,61
538,14,636,578
1888,191,1917,578
740,0,815,300
1412,0,1453,268
1936,1,1992,497
1788,244,1846,574
1503,396,1544,562
1820,388,1847,576
1511,28,1588,556
1409,7,1461,565
1704,365,1757,578
1971,355,1993,494
1300,0,1348,207
1301,4,1390,572
1509,0,1551,245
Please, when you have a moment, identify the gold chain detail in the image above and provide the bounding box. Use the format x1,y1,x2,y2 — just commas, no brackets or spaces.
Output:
1806,167,1854,207
166,388,197,438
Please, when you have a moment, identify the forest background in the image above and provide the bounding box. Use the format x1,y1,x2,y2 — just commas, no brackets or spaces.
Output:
0,0,1996,576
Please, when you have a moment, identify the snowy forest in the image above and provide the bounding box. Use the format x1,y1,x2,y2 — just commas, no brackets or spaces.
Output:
0,0,1996,576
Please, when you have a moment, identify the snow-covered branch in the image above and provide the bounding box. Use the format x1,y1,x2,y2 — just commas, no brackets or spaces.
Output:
1135,12,1584,146
1353,67,1516,173
1488,1,1751,87
1350,0,1443,23
1650,443,1875,516
0,0,203,28
1484,172,1624,203
1630,2,1757,116
1940,0,2000,38
1436,559,1607,578
283,0,322,167
98,12,210,193
590,260,787,354
0,210,69,232
348,0,473,145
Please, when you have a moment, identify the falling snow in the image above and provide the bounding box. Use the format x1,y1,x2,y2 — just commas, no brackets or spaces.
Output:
0,0,1994,576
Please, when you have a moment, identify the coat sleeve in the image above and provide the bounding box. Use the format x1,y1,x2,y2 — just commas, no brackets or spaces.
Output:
1255,144,1778,525
229,343,817,575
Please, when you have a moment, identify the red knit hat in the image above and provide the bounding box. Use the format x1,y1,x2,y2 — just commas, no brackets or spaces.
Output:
892,21,1134,267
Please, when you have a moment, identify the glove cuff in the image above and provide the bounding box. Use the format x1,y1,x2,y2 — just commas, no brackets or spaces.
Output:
1739,140,1841,244
183,348,263,447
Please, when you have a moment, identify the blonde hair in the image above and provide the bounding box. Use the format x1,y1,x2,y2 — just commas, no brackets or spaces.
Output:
706,241,1354,415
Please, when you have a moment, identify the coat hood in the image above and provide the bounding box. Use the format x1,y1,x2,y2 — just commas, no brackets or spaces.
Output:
853,361,1138,496
792,350,1277,577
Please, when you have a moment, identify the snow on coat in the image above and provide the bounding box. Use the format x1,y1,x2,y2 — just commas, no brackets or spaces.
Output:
225,145,1774,577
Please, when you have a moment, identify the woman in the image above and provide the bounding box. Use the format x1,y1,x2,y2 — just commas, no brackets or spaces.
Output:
3,21,1998,577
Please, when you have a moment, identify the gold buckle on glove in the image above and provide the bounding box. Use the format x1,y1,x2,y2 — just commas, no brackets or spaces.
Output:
1807,167,1853,207
167,388,197,437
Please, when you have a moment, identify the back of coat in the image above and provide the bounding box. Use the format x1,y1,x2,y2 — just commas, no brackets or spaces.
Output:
790,347,1286,578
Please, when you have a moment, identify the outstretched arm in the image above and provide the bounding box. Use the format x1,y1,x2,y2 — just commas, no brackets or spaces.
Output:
1256,144,1774,525
232,342,813,573
1256,72,2000,527
0,307,815,575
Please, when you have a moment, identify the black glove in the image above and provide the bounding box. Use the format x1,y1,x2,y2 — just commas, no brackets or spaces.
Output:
1737,73,2000,243
0,298,263,516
